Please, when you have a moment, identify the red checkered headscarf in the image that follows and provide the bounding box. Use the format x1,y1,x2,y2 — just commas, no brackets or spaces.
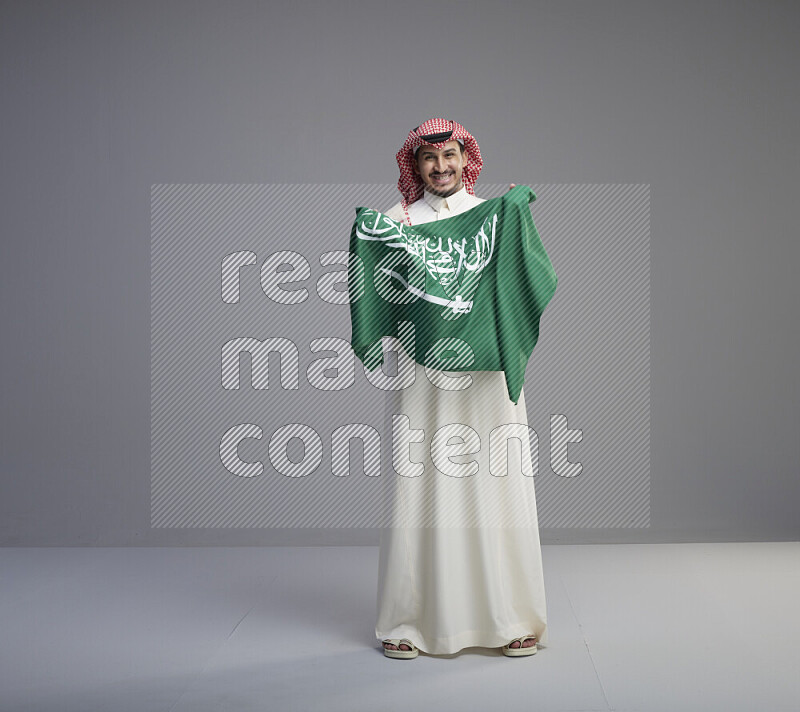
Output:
396,118,483,219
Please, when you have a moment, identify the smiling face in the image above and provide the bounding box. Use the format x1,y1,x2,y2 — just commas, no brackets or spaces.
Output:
413,140,467,197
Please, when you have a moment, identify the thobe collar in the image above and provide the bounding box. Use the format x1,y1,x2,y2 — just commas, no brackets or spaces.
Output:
423,184,469,213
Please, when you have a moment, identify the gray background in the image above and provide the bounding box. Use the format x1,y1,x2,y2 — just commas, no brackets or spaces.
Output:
1,0,797,546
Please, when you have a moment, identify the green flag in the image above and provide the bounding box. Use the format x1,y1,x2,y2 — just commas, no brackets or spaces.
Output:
348,185,557,405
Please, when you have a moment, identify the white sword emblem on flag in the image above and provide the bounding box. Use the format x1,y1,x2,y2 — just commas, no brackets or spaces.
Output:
377,267,473,314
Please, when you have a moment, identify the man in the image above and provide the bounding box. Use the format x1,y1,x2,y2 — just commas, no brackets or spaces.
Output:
382,117,514,227
376,118,546,659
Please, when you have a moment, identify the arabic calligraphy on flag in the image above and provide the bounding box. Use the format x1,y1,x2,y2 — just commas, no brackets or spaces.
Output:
347,186,558,405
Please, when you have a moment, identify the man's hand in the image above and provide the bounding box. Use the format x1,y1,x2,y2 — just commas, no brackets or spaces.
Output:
508,183,516,191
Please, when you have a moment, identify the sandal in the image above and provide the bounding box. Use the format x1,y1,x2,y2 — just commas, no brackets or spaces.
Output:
382,638,419,659
502,634,538,657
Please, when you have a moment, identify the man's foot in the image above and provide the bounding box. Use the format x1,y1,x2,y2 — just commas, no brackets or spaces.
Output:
382,638,419,658
502,634,538,657
383,640,413,651
507,635,537,649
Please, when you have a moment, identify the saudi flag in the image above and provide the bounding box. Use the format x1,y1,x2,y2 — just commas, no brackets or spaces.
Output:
347,185,557,404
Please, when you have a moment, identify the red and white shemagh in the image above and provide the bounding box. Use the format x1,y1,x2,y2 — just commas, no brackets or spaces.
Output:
395,118,483,222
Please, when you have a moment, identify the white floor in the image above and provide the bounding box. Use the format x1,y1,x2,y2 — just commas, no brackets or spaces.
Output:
0,542,798,712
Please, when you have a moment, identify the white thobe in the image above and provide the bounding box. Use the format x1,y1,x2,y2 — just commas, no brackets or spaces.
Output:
374,184,549,654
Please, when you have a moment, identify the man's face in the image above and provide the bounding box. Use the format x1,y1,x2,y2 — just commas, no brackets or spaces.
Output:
413,140,467,197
